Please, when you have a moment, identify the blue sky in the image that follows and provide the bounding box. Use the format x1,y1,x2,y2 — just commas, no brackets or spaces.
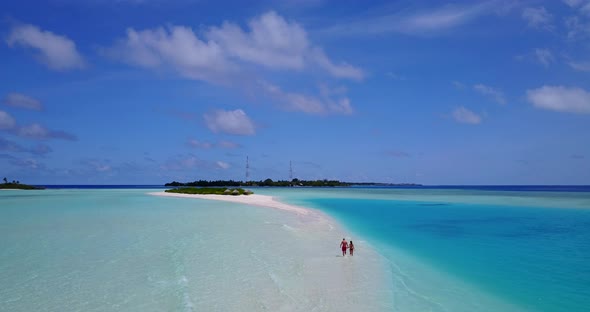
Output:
1,0,589,185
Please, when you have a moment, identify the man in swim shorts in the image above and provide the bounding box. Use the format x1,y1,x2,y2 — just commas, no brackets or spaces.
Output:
340,238,348,256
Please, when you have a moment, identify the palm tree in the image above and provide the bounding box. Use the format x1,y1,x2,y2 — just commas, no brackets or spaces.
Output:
3,177,7,184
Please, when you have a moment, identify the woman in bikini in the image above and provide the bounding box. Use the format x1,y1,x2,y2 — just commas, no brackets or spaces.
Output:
349,241,355,256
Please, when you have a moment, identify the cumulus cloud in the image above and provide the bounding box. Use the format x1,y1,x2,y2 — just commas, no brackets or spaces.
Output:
522,7,553,30
204,109,256,135
0,111,17,130
6,23,85,71
3,93,43,110
526,85,590,114
207,11,308,70
534,48,554,67
473,84,506,105
452,107,482,124
105,25,233,83
17,123,77,140
207,11,363,80
107,11,363,82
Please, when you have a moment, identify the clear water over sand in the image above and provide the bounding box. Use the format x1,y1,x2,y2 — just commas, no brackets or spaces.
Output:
2,187,589,311
0,189,392,311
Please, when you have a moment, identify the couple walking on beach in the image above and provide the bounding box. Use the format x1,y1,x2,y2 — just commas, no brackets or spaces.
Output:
340,238,354,256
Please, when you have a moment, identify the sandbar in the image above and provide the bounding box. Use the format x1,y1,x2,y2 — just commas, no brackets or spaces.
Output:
148,192,310,215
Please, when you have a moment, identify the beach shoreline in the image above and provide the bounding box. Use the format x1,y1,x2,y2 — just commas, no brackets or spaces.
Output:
148,190,395,310
149,191,312,215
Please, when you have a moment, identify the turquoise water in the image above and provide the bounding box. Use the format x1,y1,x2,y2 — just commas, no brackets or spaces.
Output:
2,187,589,311
258,187,590,312
0,189,392,311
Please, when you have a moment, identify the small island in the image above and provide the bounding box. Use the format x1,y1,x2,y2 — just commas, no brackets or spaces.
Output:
165,179,422,188
165,187,253,196
0,177,45,190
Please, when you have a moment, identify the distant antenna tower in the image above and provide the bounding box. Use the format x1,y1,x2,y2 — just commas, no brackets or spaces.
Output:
289,161,293,180
245,156,250,181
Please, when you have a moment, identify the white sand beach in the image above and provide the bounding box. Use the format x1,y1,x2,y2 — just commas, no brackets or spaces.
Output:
149,192,310,215
148,191,394,311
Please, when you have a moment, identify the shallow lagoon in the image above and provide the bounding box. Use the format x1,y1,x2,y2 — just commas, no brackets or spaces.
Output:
0,189,391,311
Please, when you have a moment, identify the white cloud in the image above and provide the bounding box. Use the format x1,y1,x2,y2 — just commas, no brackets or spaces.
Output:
106,25,232,83
534,48,554,67
261,81,353,115
473,84,506,105
568,60,590,71
398,5,483,32
3,93,43,110
6,23,85,71
207,11,308,70
204,109,256,135
526,85,590,114
522,7,553,30
452,107,482,124
309,47,364,80
322,2,508,36
0,111,17,130
107,11,363,82
206,11,363,80
216,161,230,169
